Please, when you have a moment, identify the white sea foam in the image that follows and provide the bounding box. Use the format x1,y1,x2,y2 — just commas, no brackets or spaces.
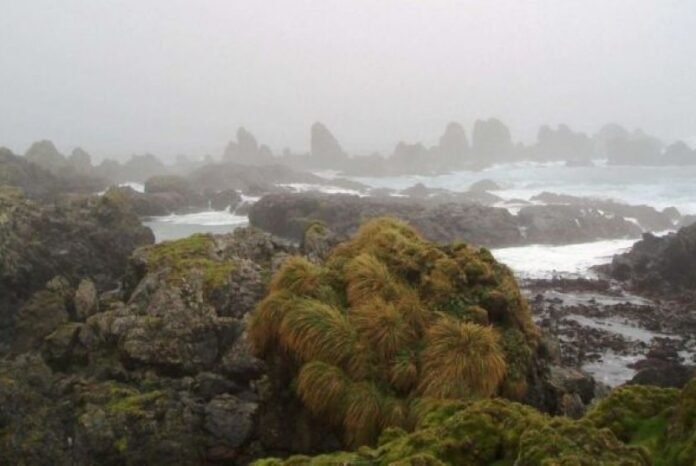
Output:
345,163,696,214
148,210,248,226
119,181,145,193
278,183,365,196
491,239,636,279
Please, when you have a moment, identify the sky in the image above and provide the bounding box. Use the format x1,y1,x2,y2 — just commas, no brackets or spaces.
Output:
1,0,695,161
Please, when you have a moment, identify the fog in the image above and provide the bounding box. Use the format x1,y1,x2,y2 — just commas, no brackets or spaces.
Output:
1,0,695,160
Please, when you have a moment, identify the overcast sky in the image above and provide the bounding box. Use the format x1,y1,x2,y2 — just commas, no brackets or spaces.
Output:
1,0,695,160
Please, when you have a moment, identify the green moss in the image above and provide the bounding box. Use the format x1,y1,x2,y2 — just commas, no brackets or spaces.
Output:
106,389,165,418
114,436,128,453
586,384,679,442
140,233,236,293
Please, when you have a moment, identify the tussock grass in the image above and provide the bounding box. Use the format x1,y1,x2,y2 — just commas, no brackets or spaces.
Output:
250,217,540,447
419,317,506,399
279,299,356,366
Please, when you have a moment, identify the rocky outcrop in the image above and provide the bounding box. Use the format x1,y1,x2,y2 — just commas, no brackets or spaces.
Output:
188,162,367,196
533,124,594,163
471,118,514,163
0,187,154,349
310,122,347,167
604,223,696,294
517,205,641,244
224,127,275,165
249,193,644,247
24,140,68,174
1,147,61,198
0,226,343,464
435,121,469,168
93,154,169,183
531,192,677,232
469,178,501,192
249,193,521,247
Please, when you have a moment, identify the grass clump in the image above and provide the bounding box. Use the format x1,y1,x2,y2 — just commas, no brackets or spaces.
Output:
249,217,540,447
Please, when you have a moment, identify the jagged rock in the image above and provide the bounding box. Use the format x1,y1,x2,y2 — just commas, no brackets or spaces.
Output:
75,279,99,320
472,118,514,162
531,192,676,232
223,127,274,165
390,141,429,173
24,140,68,174
68,147,93,175
208,188,242,211
0,187,153,349
436,121,469,167
195,372,243,399
605,223,696,294
310,122,347,165
220,334,265,380
13,288,71,352
204,395,258,455
534,124,594,163
517,204,642,244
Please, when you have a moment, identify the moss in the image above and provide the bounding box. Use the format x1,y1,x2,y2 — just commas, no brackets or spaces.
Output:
257,381,696,466
106,389,165,418
139,233,236,294
586,384,679,442
114,436,128,453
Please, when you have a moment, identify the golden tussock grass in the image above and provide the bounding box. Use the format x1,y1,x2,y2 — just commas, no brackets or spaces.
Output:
418,317,506,399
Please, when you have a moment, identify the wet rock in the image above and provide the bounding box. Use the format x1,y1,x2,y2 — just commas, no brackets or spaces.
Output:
207,188,242,211
75,279,99,320
469,178,501,192
204,394,258,449
249,192,646,248
548,365,598,405
518,204,641,244
604,223,696,294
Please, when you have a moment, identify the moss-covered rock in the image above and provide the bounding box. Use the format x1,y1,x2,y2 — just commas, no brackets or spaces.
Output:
254,397,657,465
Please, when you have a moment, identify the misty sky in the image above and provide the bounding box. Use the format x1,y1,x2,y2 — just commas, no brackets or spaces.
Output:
1,0,695,160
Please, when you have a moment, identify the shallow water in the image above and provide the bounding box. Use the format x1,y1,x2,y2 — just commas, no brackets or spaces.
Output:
144,210,248,242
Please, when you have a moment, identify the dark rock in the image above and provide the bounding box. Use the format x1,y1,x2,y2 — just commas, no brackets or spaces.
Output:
249,192,521,247
531,192,676,232
208,189,242,211
223,127,275,165
310,122,347,167
472,118,514,163
469,179,501,192
604,224,696,293
74,279,99,320
204,395,257,452
24,140,68,174
0,188,153,349
533,124,594,163
436,121,469,168
518,204,642,244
